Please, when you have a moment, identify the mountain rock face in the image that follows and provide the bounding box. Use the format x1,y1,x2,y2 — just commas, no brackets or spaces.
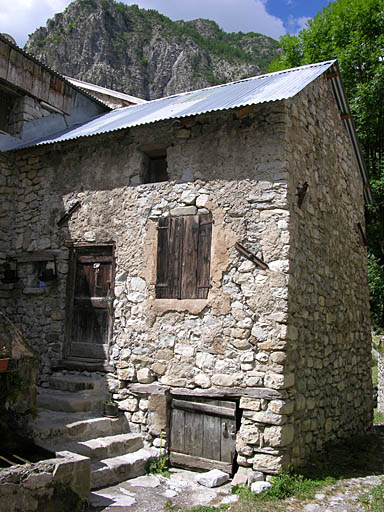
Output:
25,0,280,100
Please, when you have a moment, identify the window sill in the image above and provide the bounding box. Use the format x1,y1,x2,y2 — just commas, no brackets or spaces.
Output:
150,298,209,315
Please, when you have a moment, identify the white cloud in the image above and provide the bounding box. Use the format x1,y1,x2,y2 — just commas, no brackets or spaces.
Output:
0,0,70,46
286,14,310,35
0,0,286,47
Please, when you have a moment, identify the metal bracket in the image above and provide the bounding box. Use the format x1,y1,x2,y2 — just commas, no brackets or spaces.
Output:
57,201,81,227
235,242,269,270
296,182,309,208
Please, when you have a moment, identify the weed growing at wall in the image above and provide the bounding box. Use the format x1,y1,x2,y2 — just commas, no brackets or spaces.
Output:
360,479,384,511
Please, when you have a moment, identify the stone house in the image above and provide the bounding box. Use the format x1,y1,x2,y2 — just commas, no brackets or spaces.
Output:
0,41,373,481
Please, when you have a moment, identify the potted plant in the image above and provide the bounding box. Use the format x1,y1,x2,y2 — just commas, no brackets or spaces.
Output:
0,346,9,372
104,399,119,418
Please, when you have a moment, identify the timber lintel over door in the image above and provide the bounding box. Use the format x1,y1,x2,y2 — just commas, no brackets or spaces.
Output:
65,244,115,362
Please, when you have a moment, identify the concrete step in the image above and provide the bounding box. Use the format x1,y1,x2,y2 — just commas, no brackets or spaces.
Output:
32,410,130,443
91,448,158,490
60,433,144,461
37,387,102,413
48,374,104,393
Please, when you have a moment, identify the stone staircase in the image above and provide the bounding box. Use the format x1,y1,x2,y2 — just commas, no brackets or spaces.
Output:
32,373,157,489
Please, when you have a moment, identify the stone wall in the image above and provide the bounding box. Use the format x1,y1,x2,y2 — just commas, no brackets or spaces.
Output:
0,451,90,512
0,152,17,308
6,104,290,389
376,337,384,413
284,76,372,467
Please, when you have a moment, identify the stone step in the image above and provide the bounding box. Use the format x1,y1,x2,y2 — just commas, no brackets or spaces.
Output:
48,374,105,393
32,410,130,443
91,448,158,490
37,387,102,413
58,433,144,462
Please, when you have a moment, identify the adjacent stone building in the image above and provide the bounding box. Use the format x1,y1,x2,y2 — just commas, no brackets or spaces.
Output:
0,42,373,479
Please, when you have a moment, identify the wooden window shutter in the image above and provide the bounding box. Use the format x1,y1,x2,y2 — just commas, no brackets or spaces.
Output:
196,214,212,299
180,215,200,298
156,214,212,299
168,216,183,298
156,217,170,298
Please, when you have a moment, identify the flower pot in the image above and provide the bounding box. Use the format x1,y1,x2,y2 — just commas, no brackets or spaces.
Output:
104,403,119,418
0,358,9,372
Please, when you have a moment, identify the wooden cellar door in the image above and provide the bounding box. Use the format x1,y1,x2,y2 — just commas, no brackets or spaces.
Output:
170,397,237,475
67,245,114,361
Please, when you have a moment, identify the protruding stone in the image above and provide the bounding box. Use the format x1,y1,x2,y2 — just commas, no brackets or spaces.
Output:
264,373,294,390
196,194,209,208
181,191,197,205
211,374,234,387
194,373,211,388
137,368,154,384
117,367,136,381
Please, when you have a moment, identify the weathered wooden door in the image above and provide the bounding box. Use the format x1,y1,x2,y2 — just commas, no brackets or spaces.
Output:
67,246,114,361
170,397,237,474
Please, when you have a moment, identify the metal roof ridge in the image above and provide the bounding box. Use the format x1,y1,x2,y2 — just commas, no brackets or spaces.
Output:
122,59,338,107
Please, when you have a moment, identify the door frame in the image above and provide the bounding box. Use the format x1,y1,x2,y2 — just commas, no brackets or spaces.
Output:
64,242,115,366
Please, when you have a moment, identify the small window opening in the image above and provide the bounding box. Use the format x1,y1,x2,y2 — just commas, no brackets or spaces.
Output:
143,149,169,183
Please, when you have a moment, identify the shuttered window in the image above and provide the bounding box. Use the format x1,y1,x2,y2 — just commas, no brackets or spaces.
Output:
156,214,212,299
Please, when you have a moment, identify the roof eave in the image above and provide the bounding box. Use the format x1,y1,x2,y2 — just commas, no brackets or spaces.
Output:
326,62,372,204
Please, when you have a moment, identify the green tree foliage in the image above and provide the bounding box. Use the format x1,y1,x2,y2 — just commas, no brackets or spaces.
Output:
269,0,384,329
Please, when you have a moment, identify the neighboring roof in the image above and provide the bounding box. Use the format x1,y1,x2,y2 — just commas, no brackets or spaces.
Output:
0,33,110,111
5,58,371,203
64,76,147,105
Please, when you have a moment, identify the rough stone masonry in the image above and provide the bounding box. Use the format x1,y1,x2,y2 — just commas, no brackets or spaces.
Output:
0,70,372,476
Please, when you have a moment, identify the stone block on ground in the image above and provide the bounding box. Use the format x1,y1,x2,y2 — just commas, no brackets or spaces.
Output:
197,469,230,488
251,481,272,494
232,467,250,486
248,471,265,485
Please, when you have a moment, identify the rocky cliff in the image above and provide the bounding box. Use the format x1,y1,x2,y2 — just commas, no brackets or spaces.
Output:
25,0,280,100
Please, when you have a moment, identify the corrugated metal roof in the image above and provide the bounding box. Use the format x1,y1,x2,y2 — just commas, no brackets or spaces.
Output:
12,60,335,150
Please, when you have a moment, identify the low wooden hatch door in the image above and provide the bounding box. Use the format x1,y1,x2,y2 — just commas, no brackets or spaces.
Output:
67,245,114,361
170,397,237,475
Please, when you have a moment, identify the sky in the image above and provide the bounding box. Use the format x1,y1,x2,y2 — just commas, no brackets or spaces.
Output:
0,0,331,48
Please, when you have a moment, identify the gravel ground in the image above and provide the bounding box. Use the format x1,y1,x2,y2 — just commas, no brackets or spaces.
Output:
89,425,384,512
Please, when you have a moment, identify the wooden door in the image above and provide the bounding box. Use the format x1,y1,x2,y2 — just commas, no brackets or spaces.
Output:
170,397,237,474
67,246,114,360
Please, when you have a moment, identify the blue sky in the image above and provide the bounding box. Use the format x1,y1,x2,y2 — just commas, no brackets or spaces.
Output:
0,0,332,47
267,0,330,33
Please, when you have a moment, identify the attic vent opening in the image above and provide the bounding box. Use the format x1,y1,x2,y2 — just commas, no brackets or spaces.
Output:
143,149,169,183
0,85,20,136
